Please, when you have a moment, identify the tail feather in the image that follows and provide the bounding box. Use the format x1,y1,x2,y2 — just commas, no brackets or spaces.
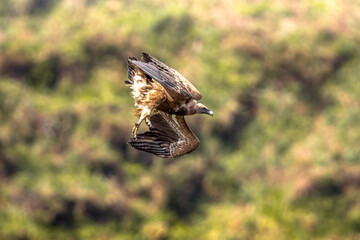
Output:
127,57,138,85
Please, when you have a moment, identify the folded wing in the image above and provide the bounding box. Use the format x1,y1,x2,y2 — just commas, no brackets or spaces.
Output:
128,112,200,158
128,53,202,100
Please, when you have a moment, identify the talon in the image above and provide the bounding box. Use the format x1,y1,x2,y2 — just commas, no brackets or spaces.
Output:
145,118,153,129
132,123,139,138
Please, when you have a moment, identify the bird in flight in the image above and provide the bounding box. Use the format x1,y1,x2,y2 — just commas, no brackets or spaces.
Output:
125,53,213,158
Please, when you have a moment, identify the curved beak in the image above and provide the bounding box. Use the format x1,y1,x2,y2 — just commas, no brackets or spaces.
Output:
197,103,213,116
206,109,214,116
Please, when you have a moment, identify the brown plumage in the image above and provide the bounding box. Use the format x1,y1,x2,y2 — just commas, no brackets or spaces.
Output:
129,112,200,158
125,53,213,158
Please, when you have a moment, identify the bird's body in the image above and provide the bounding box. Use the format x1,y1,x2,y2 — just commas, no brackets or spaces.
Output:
126,53,212,158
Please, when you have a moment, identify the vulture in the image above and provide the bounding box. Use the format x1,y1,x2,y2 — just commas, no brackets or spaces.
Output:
125,53,213,158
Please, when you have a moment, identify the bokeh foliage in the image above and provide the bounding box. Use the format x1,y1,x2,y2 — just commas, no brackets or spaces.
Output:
1,0,360,239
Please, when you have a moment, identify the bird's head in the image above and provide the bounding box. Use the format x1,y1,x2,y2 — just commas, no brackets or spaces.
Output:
195,103,213,116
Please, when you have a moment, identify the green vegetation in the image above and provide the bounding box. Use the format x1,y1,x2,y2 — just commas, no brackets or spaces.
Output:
1,0,360,239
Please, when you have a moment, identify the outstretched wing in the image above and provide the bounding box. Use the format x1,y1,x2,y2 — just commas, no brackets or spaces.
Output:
128,53,202,100
128,112,200,158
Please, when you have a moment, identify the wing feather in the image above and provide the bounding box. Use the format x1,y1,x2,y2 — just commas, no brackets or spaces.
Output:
128,53,202,100
128,112,200,158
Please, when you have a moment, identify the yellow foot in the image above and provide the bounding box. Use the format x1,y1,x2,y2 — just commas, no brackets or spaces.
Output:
132,123,139,138
145,118,153,129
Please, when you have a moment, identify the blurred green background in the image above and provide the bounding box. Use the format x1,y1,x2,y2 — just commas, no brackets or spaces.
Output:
1,0,360,239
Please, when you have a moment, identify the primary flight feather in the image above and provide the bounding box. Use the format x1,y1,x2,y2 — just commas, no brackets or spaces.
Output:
125,53,213,158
